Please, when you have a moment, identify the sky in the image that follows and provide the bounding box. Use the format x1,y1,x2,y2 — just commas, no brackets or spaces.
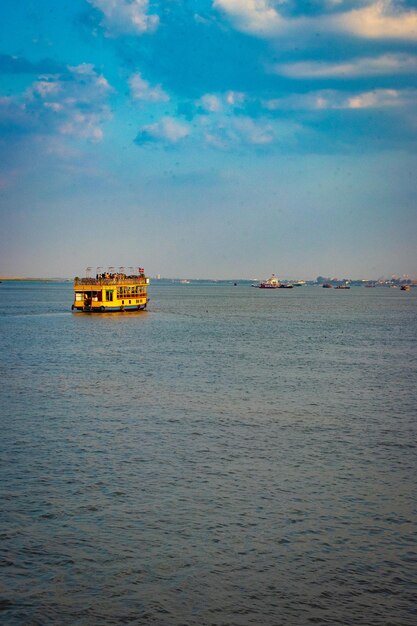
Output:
0,0,416,280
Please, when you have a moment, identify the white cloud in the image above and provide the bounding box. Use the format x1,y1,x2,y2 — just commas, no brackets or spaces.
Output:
225,91,246,106
345,88,401,109
0,65,116,188
17,65,112,142
198,91,246,113
233,116,274,144
199,94,223,112
202,115,275,149
264,93,327,111
129,72,169,102
213,0,285,36
333,0,417,40
68,64,112,94
60,113,105,142
27,65,111,101
69,63,96,75
272,54,417,79
263,88,414,110
137,117,190,143
43,102,64,112
214,0,417,41
88,0,159,35
31,81,62,98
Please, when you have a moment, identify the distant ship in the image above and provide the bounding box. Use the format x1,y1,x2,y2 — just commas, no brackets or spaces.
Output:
258,274,280,289
72,267,149,313
322,283,333,288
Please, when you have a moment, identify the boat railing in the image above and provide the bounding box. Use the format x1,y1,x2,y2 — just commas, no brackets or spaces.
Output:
74,277,147,286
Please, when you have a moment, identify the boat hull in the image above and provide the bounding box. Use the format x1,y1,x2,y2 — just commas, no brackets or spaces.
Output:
72,304,147,313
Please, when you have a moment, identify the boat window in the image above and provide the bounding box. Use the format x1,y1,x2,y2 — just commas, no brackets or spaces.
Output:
114,284,146,299
75,292,83,301
105,290,114,302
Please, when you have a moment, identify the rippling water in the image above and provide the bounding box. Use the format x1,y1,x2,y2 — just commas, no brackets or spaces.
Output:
1,282,416,625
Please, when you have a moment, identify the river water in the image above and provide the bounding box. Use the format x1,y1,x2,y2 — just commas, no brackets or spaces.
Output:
1,282,416,625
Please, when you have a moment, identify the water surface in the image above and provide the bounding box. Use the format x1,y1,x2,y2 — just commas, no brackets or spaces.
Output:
1,282,416,625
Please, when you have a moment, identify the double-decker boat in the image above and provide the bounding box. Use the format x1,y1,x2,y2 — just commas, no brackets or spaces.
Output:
72,267,149,313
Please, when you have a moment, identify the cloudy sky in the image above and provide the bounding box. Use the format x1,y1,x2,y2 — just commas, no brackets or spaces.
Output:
0,0,416,279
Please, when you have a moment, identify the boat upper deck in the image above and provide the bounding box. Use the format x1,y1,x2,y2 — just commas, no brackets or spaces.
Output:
74,276,148,287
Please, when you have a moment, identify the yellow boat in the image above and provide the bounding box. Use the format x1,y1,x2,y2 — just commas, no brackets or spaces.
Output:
72,267,149,313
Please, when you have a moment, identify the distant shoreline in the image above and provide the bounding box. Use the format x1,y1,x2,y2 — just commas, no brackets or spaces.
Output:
1,276,415,286
0,277,70,282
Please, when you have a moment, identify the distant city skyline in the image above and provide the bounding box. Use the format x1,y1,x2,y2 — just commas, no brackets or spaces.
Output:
0,1,416,279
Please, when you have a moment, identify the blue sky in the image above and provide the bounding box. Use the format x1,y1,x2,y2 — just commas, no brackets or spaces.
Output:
0,0,416,279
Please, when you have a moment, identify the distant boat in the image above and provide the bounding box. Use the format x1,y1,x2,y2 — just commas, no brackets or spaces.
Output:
335,285,350,289
279,284,294,289
322,283,333,288
259,274,280,289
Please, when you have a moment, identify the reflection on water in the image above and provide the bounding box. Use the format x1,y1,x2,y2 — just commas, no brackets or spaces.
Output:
1,282,416,625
